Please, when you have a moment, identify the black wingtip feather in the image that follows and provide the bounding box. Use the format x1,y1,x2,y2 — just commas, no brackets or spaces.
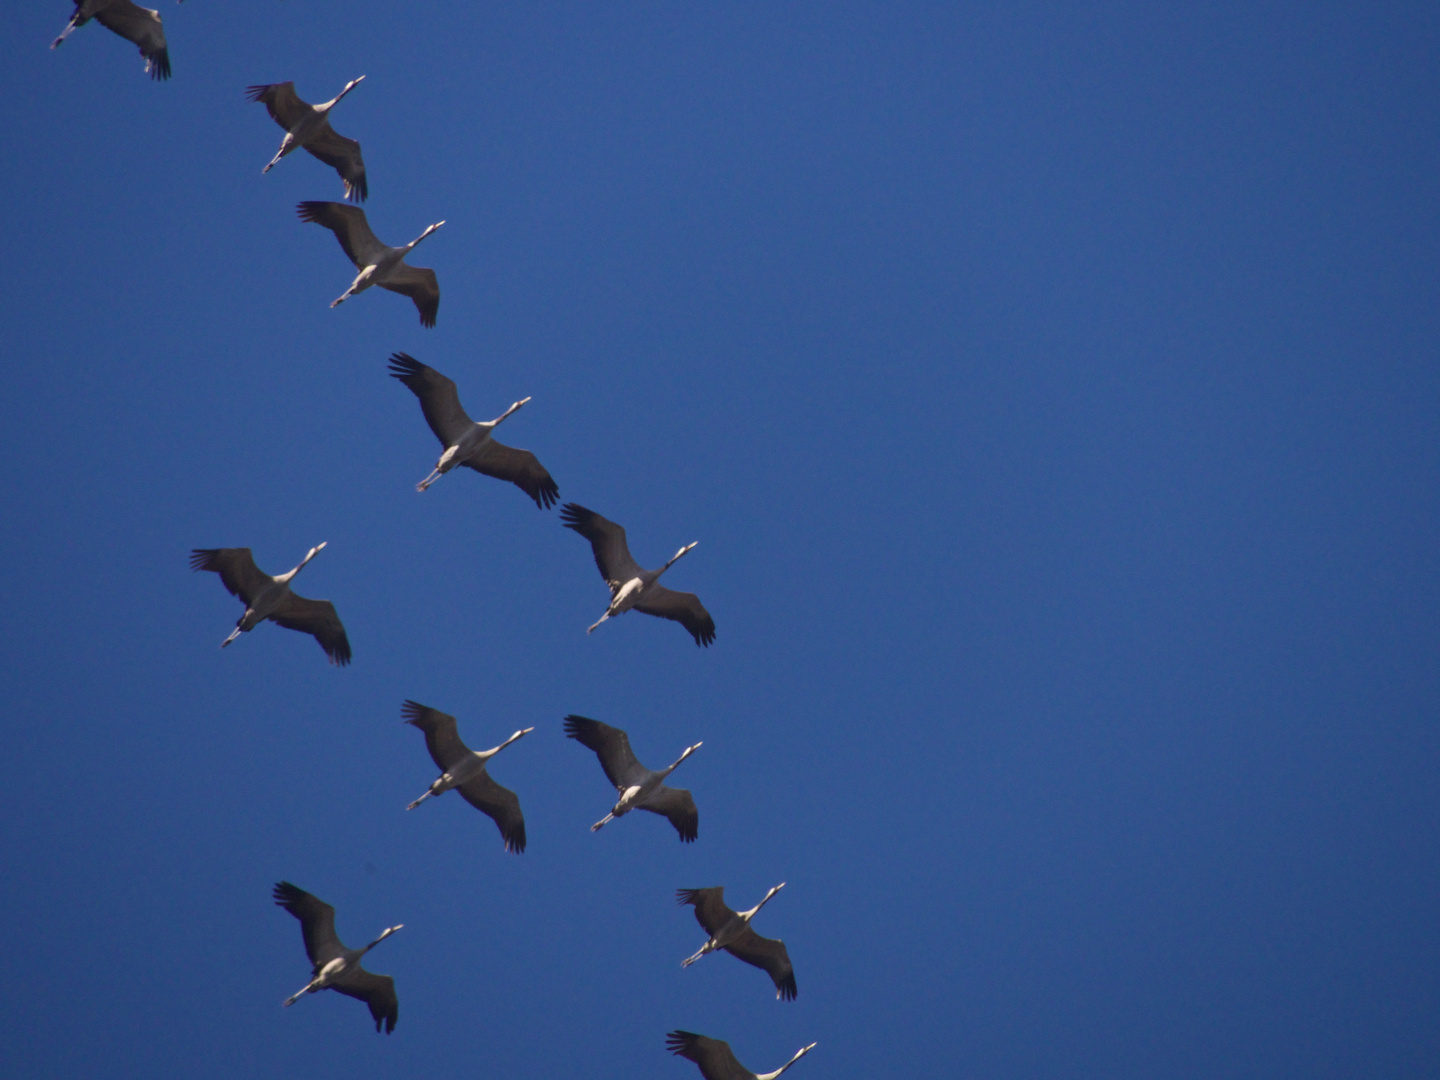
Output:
189,548,218,572
244,83,269,101
149,49,170,81
778,971,798,1000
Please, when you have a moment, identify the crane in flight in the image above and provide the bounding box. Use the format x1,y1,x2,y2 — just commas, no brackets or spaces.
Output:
666,1031,816,1080
677,884,796,1000
247,78,368,201
51,0,170,81
564,715,700,841
296,202,443,326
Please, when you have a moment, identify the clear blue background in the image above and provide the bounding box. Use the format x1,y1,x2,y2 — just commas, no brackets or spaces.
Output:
3,2,1438,1077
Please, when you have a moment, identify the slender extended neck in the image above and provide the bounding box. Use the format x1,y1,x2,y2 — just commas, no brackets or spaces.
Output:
333,75,365,106
361,924,403,955
741,882,785,922
492,397,531,426
482,727,533,759
756,1043,816,1080
405,221,446,254
281,541,327,583
661,741,702,778
659,541,698,577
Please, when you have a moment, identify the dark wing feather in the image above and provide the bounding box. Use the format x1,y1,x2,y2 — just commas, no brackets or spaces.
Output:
272,881,344,967
400,700,470,770
562,715,642,789
95,0,168,80
559,503,641,585
456,772,527,854
270,594,351,666
190,548,271,606
245,81,309,128
638,786,698,842
295,201,383,268
378,265,439,327
665,1031,750,1080
725,926,797,1001
306,126,368,202
330,968,397,1034
387,353,473,447
635,584,715,647
676,886,735,937
465,441,559,509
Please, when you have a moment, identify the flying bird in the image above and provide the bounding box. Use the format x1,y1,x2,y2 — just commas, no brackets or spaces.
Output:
296,202,442,326
677,884,796,1000
190,544,351,665
666,1031,816,1080
388,353,558,508
403,701,531,853
247,78,368,201
564,715,700,841
51,0,170,81
272,882,400,1033
559,503,715,646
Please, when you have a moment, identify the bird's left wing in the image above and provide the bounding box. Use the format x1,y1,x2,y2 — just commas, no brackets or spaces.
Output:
95,0,169,80
635,585,716,647
400,700,470,770
190,548,271,606
676,887,734,937
638,786,698,842
296,202,385,269
466,441,560,509
305,127,368,202
331,968,398,1034
724,926,797,1001
456,771,527,854
269,594,352,666
665,1031,747,1080
378,265,439,328
272,881,344,967
244,82,308,128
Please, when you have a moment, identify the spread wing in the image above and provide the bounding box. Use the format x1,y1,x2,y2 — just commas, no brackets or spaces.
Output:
466,441,559,509
665,1031,751,1080
456,772,527,854
378,264,440,328
559,503,641,586
330,967,398,1034
306,126,368,202
245,81,309,128
95,1,169,80
638,786,698,843
296,201,386,269
562,715,644,789
190,548,271,606
635,584,715,647
676,887,734,937
725,926,797,1001
269,594,352,666
400,700,470,770
272,881,344,967
387,353,473,447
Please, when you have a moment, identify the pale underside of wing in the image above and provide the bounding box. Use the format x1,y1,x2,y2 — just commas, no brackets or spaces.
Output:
665,1031,752,1080
465,441,559,509
272,881,344,967
94,1,169,80
559,503,642,586
563,715,644,789
269,593,352,666
638,785,698,842
378,264,439,327
456,771,527,853
296,201,387,269
329,967,398,1033
189,547,271,606
635,584,716,647
725,925,797,1000
400,700,470,771
245,81,309,129
677,886,736,937
306,127,368,202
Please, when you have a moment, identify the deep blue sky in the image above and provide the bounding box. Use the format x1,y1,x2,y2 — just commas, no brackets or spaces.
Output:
3,3,1439,1077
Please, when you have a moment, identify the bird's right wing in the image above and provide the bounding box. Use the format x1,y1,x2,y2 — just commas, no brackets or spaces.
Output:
377,265,440,328
387,353,474,447
244,82,309,129
330,968,398,1034
455,772,527,854
465,441,560,510
296,201,386,269
272,881,344,967
638,786,698,843
665,1031,747,1080
634,585,716,647
269,595,352,666
724,926,797,1001
562,715,644,789
400,700,470,770
305,127,368,203
94,1,169,80
189,548,271,606
676,886,734,937
558,503,642,586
